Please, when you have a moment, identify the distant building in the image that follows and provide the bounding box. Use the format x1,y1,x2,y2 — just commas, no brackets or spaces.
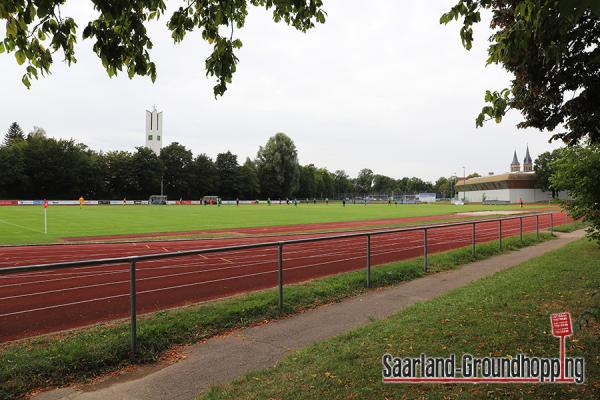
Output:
455,146,567,204
145,106,163,155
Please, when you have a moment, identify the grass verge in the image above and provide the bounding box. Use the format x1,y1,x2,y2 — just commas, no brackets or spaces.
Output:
200,237,600,400
0,232,555,399
554,220,588,233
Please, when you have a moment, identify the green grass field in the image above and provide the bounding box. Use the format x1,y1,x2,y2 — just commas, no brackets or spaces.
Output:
0,203,550,245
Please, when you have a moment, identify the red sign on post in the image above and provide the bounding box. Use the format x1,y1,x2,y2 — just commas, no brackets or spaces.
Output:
551,312,572,337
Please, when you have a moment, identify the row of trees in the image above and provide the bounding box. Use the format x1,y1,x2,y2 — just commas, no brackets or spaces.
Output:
0,123,457,200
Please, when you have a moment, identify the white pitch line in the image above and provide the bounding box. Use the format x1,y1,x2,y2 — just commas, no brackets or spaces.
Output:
0,219,43,234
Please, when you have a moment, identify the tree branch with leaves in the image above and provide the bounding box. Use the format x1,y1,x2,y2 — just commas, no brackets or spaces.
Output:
0,0,326,96
441,0,600,145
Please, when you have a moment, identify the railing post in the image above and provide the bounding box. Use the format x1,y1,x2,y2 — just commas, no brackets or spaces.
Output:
471,223,476,257
499,220,503,251
129,259,137,360
278,243,283,313
520,217,523,241
550,213,554,234
366,234,371,288
423,228,428,272
536,215,539,239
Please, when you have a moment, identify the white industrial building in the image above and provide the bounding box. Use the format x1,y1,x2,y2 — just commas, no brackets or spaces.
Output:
456,147,568,204
145,106,163,155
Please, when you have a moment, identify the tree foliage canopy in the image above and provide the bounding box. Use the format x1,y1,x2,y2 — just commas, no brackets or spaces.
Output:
442,1,600,144
1,123,448,200
256,132,300,198
215,150,240,198
551,144,600,243
533,148,564,197
5,122,25,145
0,0,326,96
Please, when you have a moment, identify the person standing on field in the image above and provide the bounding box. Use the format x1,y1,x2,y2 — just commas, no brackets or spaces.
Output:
342,199,346,207
79,196,84,209
520,197,523,208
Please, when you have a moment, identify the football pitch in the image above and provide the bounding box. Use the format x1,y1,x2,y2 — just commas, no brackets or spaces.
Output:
0,203,550,245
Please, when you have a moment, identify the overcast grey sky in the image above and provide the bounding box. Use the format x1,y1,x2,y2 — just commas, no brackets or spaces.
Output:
0,1,562,181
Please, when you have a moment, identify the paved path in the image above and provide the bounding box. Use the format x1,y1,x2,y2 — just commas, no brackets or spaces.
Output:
35,230,586,400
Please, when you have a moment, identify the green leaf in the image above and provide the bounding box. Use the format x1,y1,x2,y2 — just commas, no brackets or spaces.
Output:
37,6,48,18
316,11,326,24
7,19,18,36
0,42,4,54
590,0,600,16
22,74,31,88
15,50,26,65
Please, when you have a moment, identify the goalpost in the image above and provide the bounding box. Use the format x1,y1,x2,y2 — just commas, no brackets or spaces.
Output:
149,195,168,205
202,195,219,205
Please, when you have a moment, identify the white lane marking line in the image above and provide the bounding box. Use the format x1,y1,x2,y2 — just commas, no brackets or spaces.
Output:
0,219,550,316
0,219,43,234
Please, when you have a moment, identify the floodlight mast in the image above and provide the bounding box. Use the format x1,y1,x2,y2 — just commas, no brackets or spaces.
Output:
462,166,466,201
451,172,457,200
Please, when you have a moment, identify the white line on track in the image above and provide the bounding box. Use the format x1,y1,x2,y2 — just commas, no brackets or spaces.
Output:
0,229,505,306
0,221,531,288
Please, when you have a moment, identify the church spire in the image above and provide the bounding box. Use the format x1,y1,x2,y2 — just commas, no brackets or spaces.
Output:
511,150,521,172
523,145,533,172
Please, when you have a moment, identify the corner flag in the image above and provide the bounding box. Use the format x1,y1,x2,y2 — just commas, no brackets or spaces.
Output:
43,198,48,233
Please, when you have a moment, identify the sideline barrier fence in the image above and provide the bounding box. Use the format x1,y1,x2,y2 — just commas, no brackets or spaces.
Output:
0,212,567,359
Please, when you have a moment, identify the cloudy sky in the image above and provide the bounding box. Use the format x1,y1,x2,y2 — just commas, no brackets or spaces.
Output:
0,1,563,181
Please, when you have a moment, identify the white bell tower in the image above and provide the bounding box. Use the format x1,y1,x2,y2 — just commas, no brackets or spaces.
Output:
145,106,163,155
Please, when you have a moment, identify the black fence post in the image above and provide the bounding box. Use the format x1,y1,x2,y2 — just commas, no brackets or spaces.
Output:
536,215,539,239
472,222,476,257
423,228,428,272
366,234,371,288
129,259,137,360
565,210,568,224
278,243,283,313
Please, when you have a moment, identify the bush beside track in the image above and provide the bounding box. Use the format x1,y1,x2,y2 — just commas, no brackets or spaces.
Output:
0,228,567,400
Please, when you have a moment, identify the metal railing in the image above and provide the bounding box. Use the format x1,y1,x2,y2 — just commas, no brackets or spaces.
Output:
0,211,566,358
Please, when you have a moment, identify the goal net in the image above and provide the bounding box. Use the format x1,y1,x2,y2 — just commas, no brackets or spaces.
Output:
202,195,219,205
149,195,168,205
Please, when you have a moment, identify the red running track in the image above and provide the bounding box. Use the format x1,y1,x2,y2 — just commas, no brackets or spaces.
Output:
0,211,567,342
